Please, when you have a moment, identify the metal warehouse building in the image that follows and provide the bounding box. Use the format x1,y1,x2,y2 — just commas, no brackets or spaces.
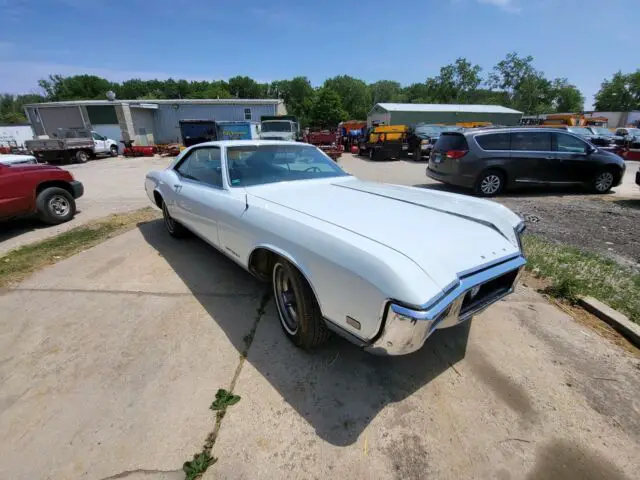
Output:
368,103,523,126
24,99,286,147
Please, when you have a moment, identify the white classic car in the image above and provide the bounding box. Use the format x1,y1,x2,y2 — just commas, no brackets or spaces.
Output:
145,140,526,355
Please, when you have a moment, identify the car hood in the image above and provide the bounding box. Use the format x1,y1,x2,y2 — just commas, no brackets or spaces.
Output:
248,178,522,290
4,164,64,173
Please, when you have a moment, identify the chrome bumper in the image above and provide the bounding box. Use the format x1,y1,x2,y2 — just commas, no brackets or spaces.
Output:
364,256,526,356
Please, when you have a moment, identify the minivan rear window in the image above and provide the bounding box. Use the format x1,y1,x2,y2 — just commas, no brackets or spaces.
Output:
434,133,468,151
476,133,510,150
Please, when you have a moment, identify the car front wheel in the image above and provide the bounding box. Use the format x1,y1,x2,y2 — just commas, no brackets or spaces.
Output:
272,260,330,350
109,145,118,157
36,187,76,225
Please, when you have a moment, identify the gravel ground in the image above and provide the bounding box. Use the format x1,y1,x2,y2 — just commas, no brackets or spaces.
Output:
340,154,640,270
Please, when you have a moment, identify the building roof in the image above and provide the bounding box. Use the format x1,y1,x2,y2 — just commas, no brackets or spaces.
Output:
25,98,284,108
373,103,523,115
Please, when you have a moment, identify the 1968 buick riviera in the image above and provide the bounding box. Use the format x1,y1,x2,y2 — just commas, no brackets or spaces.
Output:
145,140,526,355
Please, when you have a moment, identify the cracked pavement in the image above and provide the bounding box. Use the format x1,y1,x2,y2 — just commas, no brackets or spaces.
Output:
1,219,639,480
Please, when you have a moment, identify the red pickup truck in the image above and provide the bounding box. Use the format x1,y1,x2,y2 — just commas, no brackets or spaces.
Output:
0,163,84,225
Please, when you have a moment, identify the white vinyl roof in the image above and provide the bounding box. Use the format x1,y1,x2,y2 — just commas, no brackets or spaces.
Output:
374,103,522,114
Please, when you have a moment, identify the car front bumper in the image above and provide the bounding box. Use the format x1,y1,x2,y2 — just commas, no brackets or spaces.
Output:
364,255,526,355
70,180,84,199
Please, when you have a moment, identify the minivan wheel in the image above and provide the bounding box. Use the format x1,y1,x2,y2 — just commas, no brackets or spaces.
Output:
590,170,615,194
475,170,505,196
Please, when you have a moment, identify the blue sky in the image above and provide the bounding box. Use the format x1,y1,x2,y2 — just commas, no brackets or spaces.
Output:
1,0,638,108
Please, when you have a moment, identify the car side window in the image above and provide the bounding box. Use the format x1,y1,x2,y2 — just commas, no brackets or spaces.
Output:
510,132,551,152
554,133,588,154
92,132,103,141
175,147,223,188
475,133,510,150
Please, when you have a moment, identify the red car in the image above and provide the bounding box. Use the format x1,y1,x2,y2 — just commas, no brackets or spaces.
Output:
0,163,84,225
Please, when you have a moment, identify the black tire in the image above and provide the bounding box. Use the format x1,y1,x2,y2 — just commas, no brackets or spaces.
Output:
589,169,615,194
75,150,89,163
109,145,118,157
413,147,422,161
369,148,375,160
162,201,189,238
474,169,505,197
272,259,331,350
36,187,76,225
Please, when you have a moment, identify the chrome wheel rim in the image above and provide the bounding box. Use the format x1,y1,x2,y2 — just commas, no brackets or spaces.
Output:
273,264,298,335
480,174,501,194
163,204,176,233
595,172,613,192
48,195,70,217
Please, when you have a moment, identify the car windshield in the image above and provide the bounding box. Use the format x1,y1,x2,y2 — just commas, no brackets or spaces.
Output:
414,125,442,137
629,128,640,135
592,127,612,136
226,144,350,187
568,128,592,136
261,121,292,133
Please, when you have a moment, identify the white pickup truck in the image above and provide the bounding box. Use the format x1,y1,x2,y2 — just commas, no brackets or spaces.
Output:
26,129,119,164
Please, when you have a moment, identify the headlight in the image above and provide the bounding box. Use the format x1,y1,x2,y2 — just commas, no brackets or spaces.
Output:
515,220,526,251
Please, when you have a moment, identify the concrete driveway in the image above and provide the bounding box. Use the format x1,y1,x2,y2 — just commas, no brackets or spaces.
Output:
0,156,170,255
1,220,638,480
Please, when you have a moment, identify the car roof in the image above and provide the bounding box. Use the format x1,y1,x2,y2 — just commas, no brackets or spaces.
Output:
192,140,309,148
457,126,587,136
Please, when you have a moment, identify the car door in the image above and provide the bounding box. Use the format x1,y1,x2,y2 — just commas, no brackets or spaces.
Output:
172,146,226,245
509,131,553,184
91,132,106,153
0,165,31,218
551,132,596,184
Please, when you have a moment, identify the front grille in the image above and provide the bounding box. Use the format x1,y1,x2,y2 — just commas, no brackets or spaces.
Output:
460,269,519,316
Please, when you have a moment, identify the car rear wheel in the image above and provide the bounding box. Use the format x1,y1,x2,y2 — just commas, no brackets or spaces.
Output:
475,170,505,197
590,170,615,194
36,187,76,225
162,201,189,238
272,260,330,350
75,150,89,163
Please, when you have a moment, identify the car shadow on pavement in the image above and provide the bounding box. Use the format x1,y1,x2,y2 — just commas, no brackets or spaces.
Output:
139,219,471,447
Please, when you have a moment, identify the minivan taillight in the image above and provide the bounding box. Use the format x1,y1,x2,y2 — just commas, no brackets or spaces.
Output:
446,149,468,159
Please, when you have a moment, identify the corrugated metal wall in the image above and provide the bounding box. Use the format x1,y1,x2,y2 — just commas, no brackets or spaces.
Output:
153,103,278,143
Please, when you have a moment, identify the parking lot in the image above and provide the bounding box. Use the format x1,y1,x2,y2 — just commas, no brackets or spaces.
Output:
0,153,639,479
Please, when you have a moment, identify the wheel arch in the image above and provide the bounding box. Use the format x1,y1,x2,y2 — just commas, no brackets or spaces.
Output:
36,180,73,197
248,244,324,313
152,189,163,209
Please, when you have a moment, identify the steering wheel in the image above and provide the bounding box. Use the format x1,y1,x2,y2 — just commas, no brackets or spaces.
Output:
304,166,321,172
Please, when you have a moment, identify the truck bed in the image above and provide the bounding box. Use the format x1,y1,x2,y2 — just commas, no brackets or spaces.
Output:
26,138,94,151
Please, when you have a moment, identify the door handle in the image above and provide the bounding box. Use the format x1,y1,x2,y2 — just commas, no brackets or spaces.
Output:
544,156,554,160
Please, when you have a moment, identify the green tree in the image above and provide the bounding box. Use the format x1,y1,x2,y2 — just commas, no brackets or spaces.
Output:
370,80,402,103
0,93,45,124
593,71,638,111
551,78,584,112
228,76,268,98
309,87,347,128
270,77,315,126
322,75,371,119
38,74,115,101
429,58,482,103
401,83,435,103
488,52,536,106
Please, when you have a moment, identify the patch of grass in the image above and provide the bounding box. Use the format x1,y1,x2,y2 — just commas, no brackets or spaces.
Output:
523,235,640,324
0,207,160,287
183,452,216,480
210,389,241,411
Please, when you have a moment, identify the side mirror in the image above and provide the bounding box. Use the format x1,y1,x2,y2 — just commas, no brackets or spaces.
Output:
587,145,597,155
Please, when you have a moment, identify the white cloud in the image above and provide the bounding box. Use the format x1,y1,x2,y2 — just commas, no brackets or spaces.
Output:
477,0,521,12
